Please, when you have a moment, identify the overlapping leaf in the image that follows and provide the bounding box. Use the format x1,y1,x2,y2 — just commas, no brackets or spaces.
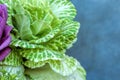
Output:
20,49,64,62
25,59,86,80
24,55,80,76
11,39,44,49
47,21,80,52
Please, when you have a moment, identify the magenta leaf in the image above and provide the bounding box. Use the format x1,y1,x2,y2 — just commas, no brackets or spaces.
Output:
0,4,12,61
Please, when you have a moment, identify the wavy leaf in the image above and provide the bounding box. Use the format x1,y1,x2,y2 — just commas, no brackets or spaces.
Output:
47,21,80,51
11,39,44,49
24,55,80,76
24,60,47,69
25,63,86,80
49,0,76,20
49,56,79,76
20,49,64,62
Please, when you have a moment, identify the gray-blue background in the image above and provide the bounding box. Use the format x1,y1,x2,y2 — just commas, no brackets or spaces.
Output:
67,0,120,80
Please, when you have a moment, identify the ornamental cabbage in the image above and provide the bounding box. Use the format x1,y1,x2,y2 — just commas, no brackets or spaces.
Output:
0,0,86,80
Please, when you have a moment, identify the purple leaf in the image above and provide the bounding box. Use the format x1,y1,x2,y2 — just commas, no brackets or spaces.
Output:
0,47,11,61
0,4,12,61
0,36,11,51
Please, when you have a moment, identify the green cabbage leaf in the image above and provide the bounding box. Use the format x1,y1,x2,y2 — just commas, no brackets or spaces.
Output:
25,63,86,80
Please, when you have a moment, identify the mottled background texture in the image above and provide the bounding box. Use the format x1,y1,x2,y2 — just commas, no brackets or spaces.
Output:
67,0,120,80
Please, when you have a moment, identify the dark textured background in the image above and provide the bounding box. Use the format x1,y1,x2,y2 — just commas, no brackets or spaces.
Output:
67,0,120,80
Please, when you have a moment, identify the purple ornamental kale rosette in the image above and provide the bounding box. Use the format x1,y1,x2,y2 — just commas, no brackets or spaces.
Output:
0,4,12,61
